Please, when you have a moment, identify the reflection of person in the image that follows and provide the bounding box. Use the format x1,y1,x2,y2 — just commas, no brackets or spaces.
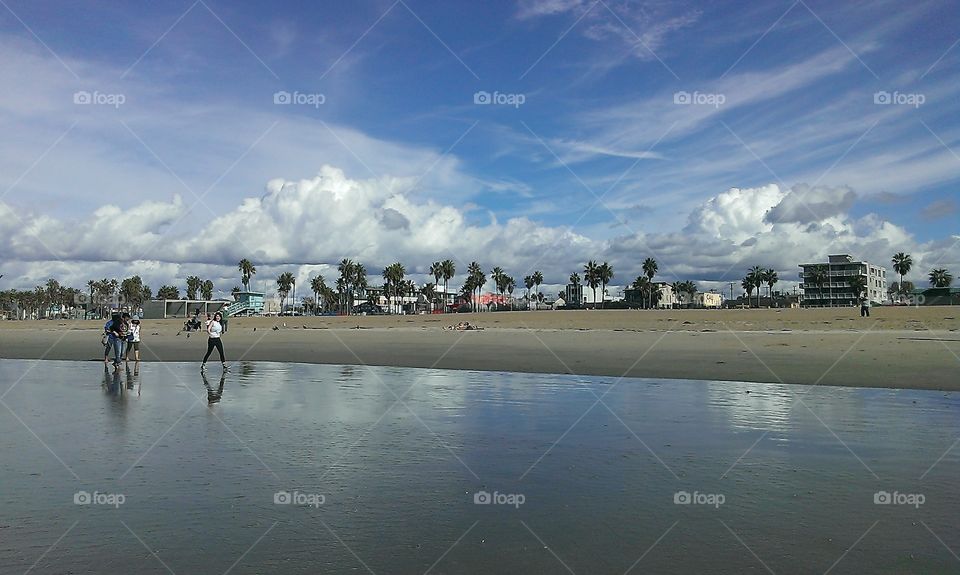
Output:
102,363,122,395
860,296,870,317
201,312,228,371
202,370,226,403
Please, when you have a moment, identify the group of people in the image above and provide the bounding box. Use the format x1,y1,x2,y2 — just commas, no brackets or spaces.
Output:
103,312,141,368
103,308,229,371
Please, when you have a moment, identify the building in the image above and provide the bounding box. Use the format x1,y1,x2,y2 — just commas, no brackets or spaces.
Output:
694,292,723,308
799,254,887,307
141,298,231,319
623,282,679,308
564,283,584,306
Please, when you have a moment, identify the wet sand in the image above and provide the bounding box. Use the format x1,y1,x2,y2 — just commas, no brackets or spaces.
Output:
2,308,958,390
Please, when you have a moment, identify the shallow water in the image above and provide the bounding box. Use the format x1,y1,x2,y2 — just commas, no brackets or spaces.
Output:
0,360,958,574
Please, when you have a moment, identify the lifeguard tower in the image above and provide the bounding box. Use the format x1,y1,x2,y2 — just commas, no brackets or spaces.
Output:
222,291,265,317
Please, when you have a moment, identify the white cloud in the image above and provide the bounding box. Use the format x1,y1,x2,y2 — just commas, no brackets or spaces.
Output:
2,178,956,298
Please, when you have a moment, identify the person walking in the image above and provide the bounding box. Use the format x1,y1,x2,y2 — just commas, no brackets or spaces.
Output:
125,317,142,362
201,312,228,371
105,313,127,368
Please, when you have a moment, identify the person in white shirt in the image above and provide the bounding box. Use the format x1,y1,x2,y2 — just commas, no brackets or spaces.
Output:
125,317,142,362
201,312,228,371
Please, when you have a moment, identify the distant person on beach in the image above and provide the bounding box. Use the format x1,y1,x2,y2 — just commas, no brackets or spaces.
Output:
125,317,141,362
220,308,229,333
860,296,870,317
201,312,228,371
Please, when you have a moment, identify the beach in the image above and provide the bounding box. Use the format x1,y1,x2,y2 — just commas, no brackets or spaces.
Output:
2,307,957,390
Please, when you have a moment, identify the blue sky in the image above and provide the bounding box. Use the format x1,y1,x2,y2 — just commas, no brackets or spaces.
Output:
0,0,957,295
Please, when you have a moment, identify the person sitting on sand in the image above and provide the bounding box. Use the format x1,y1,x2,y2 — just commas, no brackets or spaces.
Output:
443,321,484,331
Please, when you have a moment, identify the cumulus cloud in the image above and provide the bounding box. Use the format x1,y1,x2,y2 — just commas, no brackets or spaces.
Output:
764,184,857,225
2,173,956,301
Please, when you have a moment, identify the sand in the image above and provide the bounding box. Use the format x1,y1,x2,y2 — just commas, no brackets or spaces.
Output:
1,307,958,390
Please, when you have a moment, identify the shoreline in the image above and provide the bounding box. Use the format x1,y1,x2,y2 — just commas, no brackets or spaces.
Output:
2,308,958,391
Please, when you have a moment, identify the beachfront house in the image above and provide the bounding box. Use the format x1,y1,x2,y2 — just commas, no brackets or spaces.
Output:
799,254,887,307
694,292,723,308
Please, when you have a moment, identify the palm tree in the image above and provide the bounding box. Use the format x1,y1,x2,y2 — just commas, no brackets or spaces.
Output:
505,276,516,310
200,279,214,301
807,264,828,307
523,275,534,308
382,262,406,314
642,257,658,309
277,273,295,312
310,275,327,314
632,276,651,309
676,280,697,308
748,266,763,308
583,261,600,308
892,252,913,302
467,261,484,312
238,259,256,291
849,275,867,300
440,259,455,312
597,262,613,309
184,276,200,300
157,285,180,300
532,271,544,304
430,261,443,304
491,267,506,309
764,268,778,300
421,283,437,311
741,277,754,305
353,263,367,309
929,268,953,288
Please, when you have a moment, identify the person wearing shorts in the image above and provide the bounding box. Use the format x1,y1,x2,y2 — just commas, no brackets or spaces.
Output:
125,317,142,362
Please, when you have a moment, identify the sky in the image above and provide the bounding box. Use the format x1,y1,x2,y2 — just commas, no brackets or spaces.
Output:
1,0,958,299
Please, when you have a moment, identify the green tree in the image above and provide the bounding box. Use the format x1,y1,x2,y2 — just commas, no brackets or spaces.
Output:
892,252,913,301
200,279,214,301
157,285,180,299
467,261,485,312
807,264,828,307
848,275,867,299
764,269,778,300
238,259,256,291
277,273,295,311
310,275,327,314
584,261,600,308
642,257,658,309
929,268,953,288
597,262,613,309
440,259,456,313
186,276,202,300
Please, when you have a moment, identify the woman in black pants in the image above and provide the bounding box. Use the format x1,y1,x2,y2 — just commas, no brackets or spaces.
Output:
201,312,228,371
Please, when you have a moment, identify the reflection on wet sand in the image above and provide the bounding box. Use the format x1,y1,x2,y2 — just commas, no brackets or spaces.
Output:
202,370,226,404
